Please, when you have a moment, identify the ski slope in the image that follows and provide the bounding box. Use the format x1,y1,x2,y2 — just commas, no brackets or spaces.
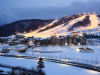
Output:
23,14,100,38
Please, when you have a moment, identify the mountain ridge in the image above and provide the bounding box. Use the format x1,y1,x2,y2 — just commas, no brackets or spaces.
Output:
0,19,54,37
0,13,100,38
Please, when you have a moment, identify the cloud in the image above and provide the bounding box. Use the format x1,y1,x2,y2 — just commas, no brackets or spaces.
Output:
0,0,100,25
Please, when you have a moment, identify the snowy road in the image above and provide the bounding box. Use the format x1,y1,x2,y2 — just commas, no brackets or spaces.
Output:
0,57,100,75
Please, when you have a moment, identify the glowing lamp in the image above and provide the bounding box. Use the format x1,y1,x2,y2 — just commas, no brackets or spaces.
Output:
84,12,86,15
94,12,95,14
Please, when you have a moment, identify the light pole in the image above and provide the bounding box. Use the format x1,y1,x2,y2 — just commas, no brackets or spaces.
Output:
95,57,98,69
56,54,58,59
77,56,79,62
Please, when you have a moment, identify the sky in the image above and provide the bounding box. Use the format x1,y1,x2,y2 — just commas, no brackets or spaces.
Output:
0,0,100,25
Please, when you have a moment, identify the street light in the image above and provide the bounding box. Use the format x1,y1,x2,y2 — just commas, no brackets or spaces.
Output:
56,54,58,59
77,56,79,62
84,12,86,15
88,13,90,15
94,12,95,14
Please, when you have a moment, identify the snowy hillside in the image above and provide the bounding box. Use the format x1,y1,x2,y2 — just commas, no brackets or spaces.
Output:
0,13,100,38
0,19,54,37
23,13,100,38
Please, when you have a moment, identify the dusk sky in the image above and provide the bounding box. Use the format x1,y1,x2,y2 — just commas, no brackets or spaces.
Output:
0,0,100,25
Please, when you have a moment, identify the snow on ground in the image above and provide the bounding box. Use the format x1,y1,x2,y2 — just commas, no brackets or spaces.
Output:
1,44,100,62
1,44,100,63
89,14,99,29
0,67,11,72
0,44,100,74
25,45,100,62
0,57,100,75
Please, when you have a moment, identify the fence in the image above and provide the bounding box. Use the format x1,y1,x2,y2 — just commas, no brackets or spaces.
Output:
1,52,100,68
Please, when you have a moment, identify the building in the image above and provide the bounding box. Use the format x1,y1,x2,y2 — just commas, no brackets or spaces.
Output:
51,34,57,45
35,34,86,46
58,36,65,45
79,37,86,45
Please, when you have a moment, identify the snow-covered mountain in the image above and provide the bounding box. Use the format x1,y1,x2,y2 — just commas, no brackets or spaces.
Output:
0,19,54,37
0,13,100,38
23,13,100,38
